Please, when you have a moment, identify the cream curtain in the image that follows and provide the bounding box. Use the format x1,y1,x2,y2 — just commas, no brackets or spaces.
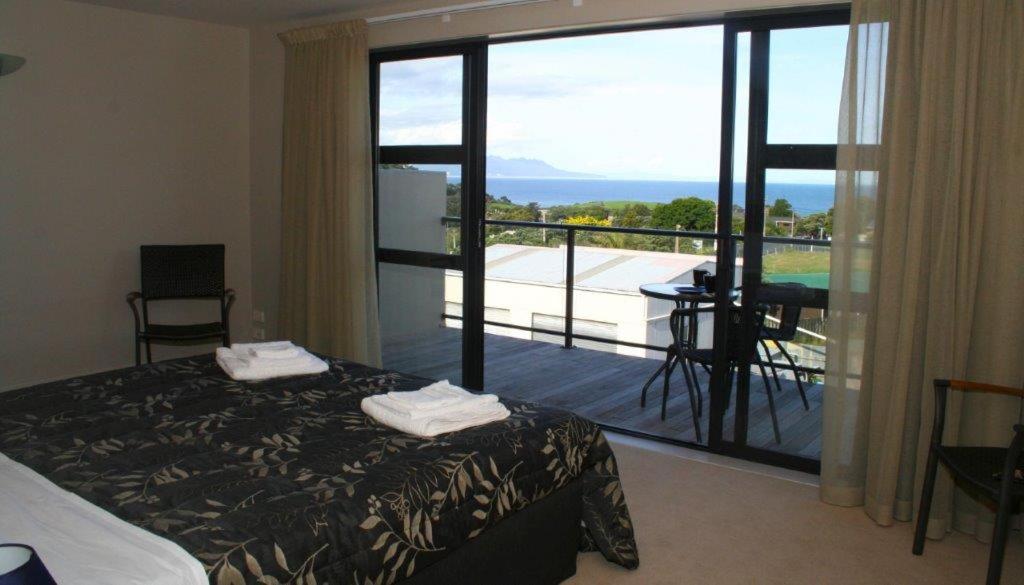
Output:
822,0,1024,542
278,20,381,366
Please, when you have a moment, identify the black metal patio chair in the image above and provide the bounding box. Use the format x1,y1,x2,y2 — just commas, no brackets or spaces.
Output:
758,283,811,410
127,244,235,365
913,379,1024,585
660,304,782,444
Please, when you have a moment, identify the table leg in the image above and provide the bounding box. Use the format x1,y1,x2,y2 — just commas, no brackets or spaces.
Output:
640,350,672,407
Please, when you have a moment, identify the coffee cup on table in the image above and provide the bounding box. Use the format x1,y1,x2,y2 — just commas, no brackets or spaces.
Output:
703,274,717,293
692,269,710,287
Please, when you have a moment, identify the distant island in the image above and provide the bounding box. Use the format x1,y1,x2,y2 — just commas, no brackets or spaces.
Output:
442,156,603,179
484,155,603,179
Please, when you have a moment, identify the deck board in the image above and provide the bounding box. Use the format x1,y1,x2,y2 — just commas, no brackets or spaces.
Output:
383,327,822,460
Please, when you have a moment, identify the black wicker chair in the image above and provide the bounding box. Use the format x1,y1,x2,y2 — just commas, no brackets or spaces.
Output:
660,304,781,444
758,283,811,410
127,245,235,365
913,379,1024,585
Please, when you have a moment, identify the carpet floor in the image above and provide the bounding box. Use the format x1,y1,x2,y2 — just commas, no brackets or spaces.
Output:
571,440,1024,585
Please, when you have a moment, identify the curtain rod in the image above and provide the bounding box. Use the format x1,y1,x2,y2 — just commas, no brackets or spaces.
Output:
366,0,559,24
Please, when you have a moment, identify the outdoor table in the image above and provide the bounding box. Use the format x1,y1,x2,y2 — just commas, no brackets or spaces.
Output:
638,282,739,416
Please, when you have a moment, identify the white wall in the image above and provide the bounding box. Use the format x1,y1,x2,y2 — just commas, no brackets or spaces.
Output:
0,0,251,390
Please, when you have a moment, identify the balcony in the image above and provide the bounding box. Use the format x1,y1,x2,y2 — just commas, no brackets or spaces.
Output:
379,215,830,461
383,326,824,458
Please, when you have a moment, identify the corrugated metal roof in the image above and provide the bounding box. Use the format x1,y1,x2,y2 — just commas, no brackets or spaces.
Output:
483,244,717,292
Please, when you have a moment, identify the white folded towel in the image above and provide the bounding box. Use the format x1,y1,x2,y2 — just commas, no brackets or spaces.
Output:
231,341,301,360
216,345,327,381
361,394,510,437
386,380,498,411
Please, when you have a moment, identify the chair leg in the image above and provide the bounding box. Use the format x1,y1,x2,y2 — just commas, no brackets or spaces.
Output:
145,339,152,364
757,361,781,444
759,339,784,394
689,361,703,418
724,367,735,411
775,340,809,410
134,337,141,367
912,446,941,555
680,358,703,443
662,355,679,421
641,348,672,408
985,495,1015,584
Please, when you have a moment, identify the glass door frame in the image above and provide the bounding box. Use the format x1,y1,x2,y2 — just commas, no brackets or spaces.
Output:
370,41,489,390
369,5,849,474
707,9,849,473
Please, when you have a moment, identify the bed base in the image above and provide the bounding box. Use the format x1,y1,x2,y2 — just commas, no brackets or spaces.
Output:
403,479,583,584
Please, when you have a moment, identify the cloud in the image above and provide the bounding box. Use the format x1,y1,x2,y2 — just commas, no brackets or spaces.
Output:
380,120,462,146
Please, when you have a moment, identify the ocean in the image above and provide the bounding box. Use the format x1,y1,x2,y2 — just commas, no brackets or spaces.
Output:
469,178,835,214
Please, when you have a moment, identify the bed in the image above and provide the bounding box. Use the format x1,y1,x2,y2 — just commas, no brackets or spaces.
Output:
0,354,638,584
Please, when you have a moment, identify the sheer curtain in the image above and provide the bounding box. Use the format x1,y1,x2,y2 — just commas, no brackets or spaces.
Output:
277,21,381,366
822,0,1024,542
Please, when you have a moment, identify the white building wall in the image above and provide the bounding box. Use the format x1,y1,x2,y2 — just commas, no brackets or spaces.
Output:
378,168,447,343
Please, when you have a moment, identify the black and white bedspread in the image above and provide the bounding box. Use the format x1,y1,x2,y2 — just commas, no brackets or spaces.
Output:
0,355,639,584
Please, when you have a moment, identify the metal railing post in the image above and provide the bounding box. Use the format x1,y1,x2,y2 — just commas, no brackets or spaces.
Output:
564,228,575,349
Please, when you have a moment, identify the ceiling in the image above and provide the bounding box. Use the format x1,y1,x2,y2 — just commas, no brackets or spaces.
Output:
68,0,398,26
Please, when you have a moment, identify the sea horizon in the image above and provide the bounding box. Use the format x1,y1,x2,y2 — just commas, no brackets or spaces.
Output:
450,176,836,214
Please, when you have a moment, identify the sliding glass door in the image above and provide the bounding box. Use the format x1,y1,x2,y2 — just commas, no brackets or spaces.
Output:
710,12,848,470
481,26,725,446
371,44,487,389
371,7,850,473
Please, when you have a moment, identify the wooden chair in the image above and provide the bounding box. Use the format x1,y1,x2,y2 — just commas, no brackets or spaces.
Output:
913,379,1024,585
126,245,235,365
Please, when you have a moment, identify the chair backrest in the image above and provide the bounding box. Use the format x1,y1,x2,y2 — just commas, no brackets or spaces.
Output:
758,283,808,341
670,305,766,362
726,305,768,361
140,245,225,300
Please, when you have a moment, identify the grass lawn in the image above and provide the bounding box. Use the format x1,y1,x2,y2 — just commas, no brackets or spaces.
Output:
592,200,660,212
762,250,830,274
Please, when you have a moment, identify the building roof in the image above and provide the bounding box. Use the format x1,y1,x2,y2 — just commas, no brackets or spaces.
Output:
482,244,719,293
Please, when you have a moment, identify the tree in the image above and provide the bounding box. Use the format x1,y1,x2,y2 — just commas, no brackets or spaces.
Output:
794,208,833,238
446,183,461,216
546,202,610,223
768,198,794,217
650,197,716,231
563,215,611,227
617,203,652,227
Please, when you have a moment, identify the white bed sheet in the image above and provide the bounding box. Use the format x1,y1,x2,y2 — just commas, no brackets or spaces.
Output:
0,453,207,585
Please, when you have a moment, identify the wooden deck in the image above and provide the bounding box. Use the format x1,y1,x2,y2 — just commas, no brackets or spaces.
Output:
382,327,822,460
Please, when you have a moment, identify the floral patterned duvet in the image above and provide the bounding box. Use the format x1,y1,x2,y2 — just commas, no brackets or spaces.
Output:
0,355,638,584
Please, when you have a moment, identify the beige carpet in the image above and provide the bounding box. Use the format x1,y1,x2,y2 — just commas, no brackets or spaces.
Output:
571,441,1024,585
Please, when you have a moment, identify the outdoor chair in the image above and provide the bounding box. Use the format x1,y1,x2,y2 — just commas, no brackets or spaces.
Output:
758,283,811,410
663,304,782,444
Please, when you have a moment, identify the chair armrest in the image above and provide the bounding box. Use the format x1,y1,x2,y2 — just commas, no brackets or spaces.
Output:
126,292,142,333
670,305,717,319
222,288,236,316
943,379,1024,399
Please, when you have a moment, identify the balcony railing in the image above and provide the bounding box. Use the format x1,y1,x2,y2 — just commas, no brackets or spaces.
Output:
440,216,831,376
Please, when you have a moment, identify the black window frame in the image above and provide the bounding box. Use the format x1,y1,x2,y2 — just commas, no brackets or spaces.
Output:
370,4,851,474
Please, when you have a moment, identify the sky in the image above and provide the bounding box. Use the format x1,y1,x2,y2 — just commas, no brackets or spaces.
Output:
378,24,848,184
